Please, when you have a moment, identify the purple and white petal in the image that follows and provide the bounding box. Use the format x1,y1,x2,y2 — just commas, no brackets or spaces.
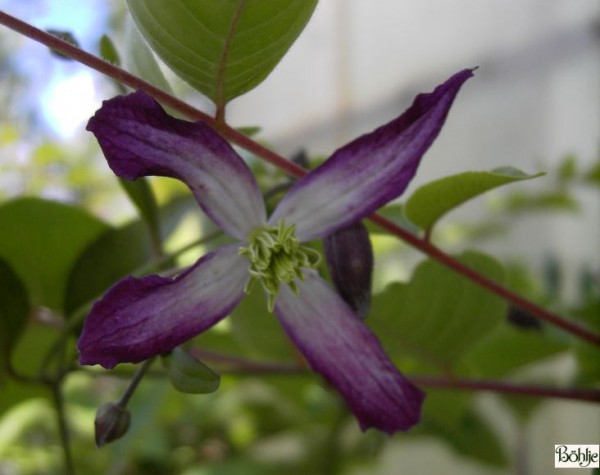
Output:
270,69,474,242
87,91,266,240
78,246,248,369
274,272,425,434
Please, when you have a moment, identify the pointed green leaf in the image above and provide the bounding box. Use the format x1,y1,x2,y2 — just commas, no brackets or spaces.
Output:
405,167,544,233
0,258,29,352
126,0,318,106
0,198,109,310
99,34,121,64
370,251,506,368
165,347,220,394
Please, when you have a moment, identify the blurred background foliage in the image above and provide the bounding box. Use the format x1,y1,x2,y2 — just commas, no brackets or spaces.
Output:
0,1,599,474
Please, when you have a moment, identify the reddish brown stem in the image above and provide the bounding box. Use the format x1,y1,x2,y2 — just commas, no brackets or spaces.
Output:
192,348,600,403
1,9,598,346
412,376,600,403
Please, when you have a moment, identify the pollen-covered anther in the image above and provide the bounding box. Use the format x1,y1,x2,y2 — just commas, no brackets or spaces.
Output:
239,220,321,311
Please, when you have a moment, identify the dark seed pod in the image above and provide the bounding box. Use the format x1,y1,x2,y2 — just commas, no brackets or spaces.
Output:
324,221,373,320
507,305,543,331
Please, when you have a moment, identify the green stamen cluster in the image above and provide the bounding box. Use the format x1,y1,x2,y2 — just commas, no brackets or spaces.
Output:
239,220,321,311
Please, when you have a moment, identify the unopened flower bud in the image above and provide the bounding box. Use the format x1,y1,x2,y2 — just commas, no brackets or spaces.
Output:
324,221,373,320
95,402,131,448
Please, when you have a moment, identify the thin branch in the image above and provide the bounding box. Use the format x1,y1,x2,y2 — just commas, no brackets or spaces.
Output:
118,358,155,407
191,348,600,403
0,9,598,346
51,383,76,475
411,375,600,403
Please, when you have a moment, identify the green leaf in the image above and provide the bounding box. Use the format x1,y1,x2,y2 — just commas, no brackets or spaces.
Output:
0,258,29,352
583,159,600,187
123,17,173,94
99,34,121,64
405,167,544,233
228,288,296,361
118,178,161,247
557,154,577,182
501,189,579,213
64,196,194,316
418,391,508,467
164,347,220,394
0,198,109,310
46,29,79,60
370,251,506,369
460,325,569,378
126,0,318,106
364,204,420,235
571,298,600,384
0,325,55,414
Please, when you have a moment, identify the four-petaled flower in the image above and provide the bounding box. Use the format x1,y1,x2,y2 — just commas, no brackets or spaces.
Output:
78,69,473,434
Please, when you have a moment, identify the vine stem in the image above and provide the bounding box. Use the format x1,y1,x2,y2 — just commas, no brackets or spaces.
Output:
191,348,600,403
0,10,598,346
118,358,155,407
51,382,76,475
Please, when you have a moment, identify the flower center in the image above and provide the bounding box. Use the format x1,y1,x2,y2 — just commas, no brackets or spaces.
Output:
239,220,321,311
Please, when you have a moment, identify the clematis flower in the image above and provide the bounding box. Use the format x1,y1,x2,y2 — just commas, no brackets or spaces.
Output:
78,69,473,434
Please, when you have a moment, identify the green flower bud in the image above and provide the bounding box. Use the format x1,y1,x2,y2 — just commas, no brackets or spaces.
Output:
94,402,131,448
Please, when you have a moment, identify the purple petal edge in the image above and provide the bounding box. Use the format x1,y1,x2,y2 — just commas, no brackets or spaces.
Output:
86,91,266,240
270,69,475,242
77,246,248,368
274,273,425,434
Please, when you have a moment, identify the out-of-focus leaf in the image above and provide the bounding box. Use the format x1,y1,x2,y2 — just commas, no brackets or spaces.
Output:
557,154,577,182
64,195,195,316
46,29,79,60
460,325,568,378
501,190,579,213
118,177,161,246
126,0,318,106
0,325,56,414
164,347,220,394
405,167,543,233
417,391,508,467
123,17,173,93
0,198,109,310
502,385,549,422
571,298,600,384
583,159,600,187
0,258,29,353
370,251,506,369
236,126,262,137
228,288,296,361
364,204,420,235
